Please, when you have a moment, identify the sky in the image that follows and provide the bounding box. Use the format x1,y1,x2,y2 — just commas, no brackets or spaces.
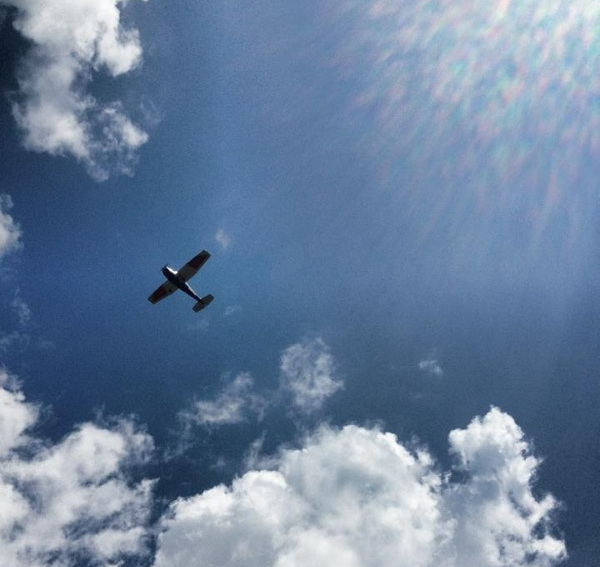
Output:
0,0,599,565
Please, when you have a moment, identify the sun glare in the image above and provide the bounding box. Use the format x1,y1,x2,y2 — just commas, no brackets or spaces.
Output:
326,0,600,256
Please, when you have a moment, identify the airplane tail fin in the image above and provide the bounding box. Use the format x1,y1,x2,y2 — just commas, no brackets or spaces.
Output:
193,294,214,312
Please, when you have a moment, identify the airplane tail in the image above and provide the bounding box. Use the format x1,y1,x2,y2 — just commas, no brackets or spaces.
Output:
193,294,214,312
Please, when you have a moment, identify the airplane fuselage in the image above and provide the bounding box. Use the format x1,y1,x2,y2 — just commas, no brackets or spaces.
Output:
148,250,213,312
162,266,202,302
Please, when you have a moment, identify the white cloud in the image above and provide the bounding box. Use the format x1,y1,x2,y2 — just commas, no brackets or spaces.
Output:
188,317,210,332
181,373,266,427
0,371,566,567
4,0,148,180
446,407,566,566
0,194,22,260
0,369,155,566
0,330,24,352
225,305,241,316
179,339,342,433
0,198,30,352
215,229,231,250
11,288,32,327
0,371,37,454
153,408,566,567
418,358,443,377
280,338,343,414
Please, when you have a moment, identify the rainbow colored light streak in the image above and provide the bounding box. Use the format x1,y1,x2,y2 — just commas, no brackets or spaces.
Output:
324,0,600,259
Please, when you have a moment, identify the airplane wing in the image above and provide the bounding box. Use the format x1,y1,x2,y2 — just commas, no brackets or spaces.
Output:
148,281,178,304
177,250,211,282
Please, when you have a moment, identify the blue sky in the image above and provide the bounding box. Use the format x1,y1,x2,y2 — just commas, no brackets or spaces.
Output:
1,1,599,565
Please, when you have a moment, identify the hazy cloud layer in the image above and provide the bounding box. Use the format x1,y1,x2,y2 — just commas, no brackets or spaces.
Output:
0,194,22,259
0,370,155,567
154,407,565,567
3,0,148,180
280,338,343,414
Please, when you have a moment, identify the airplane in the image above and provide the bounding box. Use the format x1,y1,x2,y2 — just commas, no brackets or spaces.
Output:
148,250,214,312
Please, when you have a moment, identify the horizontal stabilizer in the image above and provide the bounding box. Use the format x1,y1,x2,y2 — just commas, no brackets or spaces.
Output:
193,294,214,312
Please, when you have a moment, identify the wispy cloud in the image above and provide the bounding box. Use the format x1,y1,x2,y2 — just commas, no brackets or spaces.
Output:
215,228,231,250
0,370,154,566
154,407,565,567
4,0,149,180
180,373,266,427
0,194,22,260
179,338,344,436
280,338,343,414
0,198,30,353
224,304,241,316
10,288,31,327
418,358,443,377
418,348,444,377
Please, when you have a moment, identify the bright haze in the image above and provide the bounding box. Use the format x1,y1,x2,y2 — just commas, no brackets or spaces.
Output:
0,1,598,566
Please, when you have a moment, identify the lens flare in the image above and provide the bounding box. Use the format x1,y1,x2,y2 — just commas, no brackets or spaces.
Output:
325,0,600,260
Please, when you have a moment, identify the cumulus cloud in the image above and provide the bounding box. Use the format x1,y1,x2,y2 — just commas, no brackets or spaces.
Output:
280,338,343,414
154,407,566,567
446,408,566,566
0,194,22,260
4,0,149,180
0,370,566,567
181,373,266,427
0,371,37,454
0,369,155,566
